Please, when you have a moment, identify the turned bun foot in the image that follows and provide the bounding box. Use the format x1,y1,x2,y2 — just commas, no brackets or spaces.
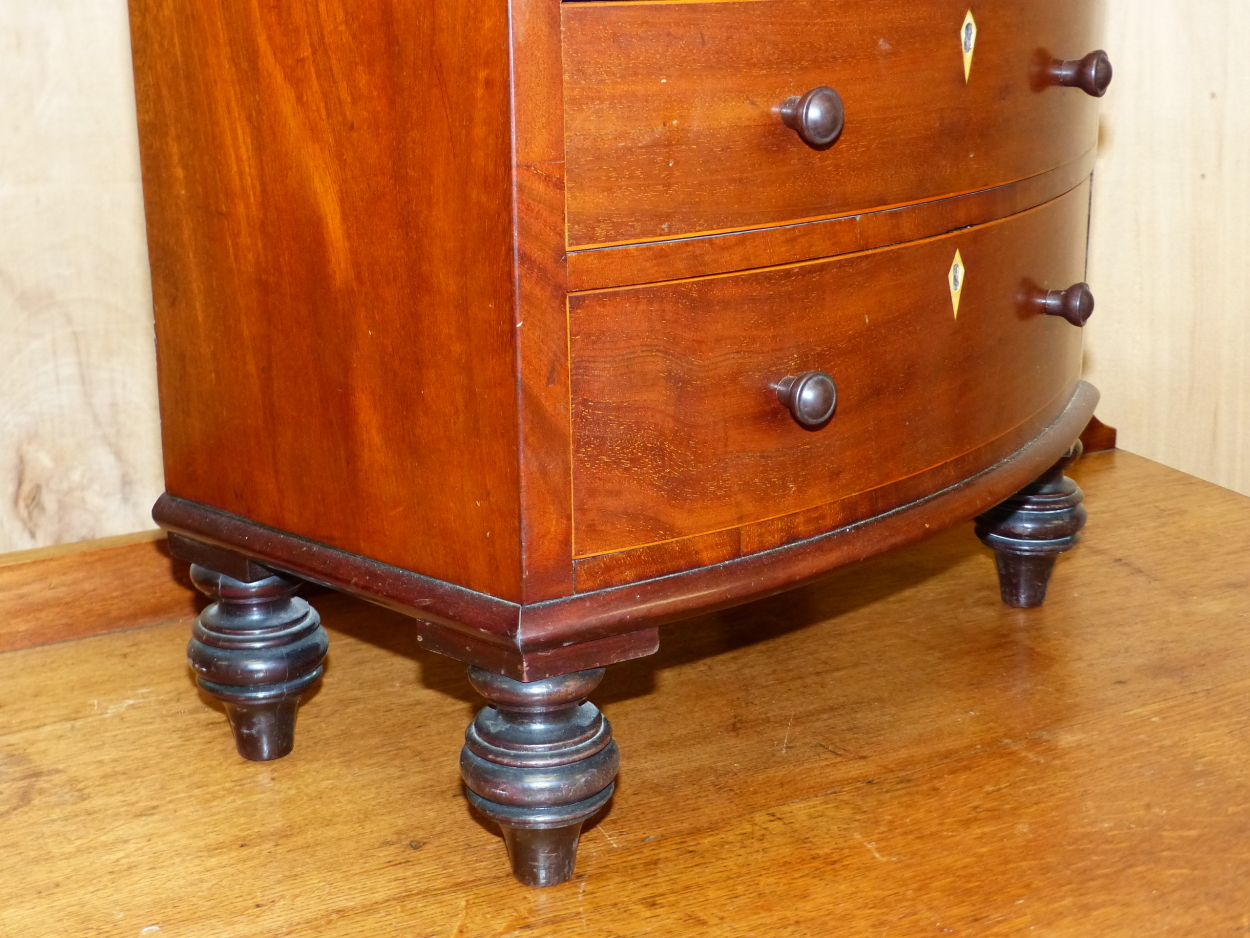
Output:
189,565,329,761
460,667,619,886
975,441,1087,608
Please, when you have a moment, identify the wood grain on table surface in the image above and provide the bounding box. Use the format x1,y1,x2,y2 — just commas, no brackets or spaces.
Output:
1,451,1248,936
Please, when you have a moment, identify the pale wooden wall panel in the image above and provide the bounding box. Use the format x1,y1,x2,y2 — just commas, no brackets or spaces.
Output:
0,1,163,551
1086,0,1250,495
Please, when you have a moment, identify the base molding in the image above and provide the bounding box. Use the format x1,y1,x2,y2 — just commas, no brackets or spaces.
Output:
158,382,1098,680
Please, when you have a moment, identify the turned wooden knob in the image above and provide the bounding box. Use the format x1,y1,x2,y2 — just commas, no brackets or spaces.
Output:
1029,282,1096,327
776,371,837,427
779,87,845,148
1042,50,1113,97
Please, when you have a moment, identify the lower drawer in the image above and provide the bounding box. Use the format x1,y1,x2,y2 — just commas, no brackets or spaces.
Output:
569,181,1090,558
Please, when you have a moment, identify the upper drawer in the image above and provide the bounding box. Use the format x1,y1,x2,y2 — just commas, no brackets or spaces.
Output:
563,0,1106,248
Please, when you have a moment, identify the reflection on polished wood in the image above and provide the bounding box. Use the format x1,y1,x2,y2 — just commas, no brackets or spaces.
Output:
2,451,1248,935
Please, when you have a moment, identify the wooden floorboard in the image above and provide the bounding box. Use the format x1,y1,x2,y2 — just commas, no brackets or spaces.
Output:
1,451,1248,936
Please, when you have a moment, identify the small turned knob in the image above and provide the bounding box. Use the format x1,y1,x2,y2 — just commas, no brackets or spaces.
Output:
776,371,837,428
779,86,845,148
1029,282,1096,327
1043,50,1113,97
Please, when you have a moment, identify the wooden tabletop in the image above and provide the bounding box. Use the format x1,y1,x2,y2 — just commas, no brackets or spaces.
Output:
1,450,1247,936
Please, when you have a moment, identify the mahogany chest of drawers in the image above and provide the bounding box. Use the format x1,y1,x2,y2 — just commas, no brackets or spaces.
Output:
129,0,1110,885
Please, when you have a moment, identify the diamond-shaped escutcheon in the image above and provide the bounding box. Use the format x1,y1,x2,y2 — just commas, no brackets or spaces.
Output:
949,250,966,319
961,11,978,83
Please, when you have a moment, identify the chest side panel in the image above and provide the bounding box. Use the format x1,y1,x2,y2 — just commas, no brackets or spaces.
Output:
130,0,525,598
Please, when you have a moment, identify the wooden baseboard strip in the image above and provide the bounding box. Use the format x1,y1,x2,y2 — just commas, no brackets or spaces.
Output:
0,532,199,653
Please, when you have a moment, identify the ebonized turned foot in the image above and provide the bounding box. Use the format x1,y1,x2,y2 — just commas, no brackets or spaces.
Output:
188,565,328,761
975,441,1087,608
460,667,619,887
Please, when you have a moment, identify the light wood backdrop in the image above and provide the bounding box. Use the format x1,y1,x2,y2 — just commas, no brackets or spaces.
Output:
0,0,1247,554
1085,0,1250,498
0,1,162,552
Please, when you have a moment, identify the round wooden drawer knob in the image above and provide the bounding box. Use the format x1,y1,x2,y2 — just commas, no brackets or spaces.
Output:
776,371,838,428
779,87,845,148
1044,50,1113,97
1031,282,1096,327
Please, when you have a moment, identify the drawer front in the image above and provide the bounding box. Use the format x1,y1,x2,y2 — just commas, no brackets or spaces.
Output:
563,0,1105,248
569,181,1090,558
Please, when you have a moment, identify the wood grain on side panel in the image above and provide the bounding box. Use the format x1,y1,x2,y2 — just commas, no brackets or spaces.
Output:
563,0,1106,246
128,0,524,599
570,183,1091,559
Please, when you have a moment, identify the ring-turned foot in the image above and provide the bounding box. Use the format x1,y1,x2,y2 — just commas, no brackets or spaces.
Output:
460,667,619,887
189,565,328,761
975,441,1087,608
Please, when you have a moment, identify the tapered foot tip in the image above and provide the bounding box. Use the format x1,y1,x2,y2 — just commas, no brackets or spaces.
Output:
994,551,1059,608
225,700,300,761
501,824,585,887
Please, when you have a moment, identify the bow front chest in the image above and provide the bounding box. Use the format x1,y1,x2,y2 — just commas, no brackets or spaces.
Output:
129,0,1110,885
